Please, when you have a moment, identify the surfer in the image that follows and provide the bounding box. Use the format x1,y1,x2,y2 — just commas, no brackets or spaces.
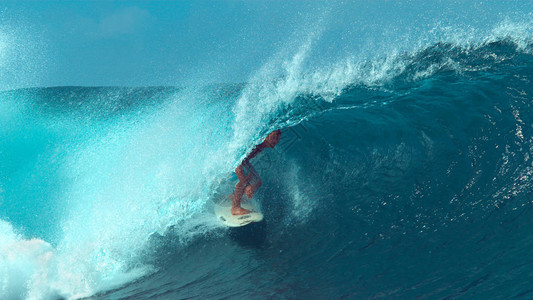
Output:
231,130,281,215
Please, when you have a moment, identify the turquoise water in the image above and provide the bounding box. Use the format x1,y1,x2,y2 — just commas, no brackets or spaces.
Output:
1,5,533,300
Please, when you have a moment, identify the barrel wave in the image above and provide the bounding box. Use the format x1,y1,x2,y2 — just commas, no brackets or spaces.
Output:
1,18,533,299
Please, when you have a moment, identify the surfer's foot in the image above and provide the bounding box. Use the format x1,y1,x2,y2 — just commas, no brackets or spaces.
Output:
231,206,251,215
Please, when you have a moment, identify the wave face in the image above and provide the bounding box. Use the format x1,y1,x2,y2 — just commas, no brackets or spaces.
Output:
2,18,533,300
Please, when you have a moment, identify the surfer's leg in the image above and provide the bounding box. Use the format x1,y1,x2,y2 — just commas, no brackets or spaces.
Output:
233,180,245,202
244,180,261,198
244,163,261,197
232,180,251,215
251,179,262,193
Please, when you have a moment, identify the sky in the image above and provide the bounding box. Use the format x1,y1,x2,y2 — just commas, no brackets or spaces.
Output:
0,1,321,89
0,1,531,90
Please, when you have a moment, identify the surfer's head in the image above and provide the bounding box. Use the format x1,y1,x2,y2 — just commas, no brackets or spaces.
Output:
265,130,281,148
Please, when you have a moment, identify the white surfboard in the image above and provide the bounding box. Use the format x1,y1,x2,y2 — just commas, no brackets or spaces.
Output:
214,195,263,227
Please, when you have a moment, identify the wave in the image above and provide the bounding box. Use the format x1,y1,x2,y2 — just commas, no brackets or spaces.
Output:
1,19,533,298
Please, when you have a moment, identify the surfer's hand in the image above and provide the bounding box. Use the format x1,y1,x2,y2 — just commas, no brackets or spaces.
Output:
245,185,254,199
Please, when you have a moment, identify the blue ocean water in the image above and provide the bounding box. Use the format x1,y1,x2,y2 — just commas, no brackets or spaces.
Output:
1,14,533,300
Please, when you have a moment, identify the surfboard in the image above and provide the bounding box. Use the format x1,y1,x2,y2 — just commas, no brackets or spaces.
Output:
214,195,263,227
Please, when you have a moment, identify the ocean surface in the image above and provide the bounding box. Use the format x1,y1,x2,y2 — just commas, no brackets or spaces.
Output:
1,17,533,300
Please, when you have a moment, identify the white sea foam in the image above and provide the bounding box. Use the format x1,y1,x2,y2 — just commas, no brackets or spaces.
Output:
0,220,58,300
